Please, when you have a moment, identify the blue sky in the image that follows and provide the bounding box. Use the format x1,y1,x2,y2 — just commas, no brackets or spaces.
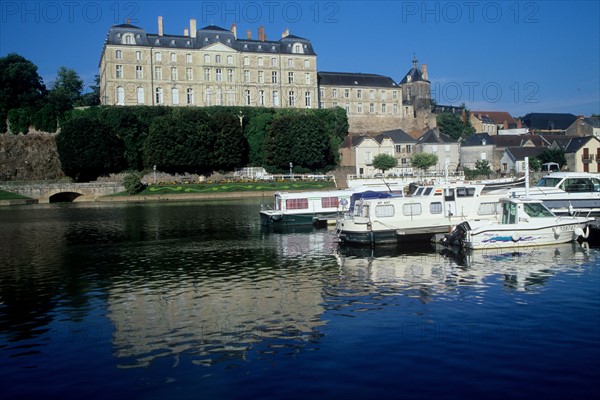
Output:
1,0,598,117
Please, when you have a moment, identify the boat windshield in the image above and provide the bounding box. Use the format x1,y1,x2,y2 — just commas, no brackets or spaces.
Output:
535,177,562,188
523,202,554,218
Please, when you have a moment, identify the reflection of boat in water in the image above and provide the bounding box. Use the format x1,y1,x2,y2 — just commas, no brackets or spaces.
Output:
335,242,595,293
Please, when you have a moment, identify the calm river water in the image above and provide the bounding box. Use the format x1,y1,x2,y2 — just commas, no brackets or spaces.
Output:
1,199,599,399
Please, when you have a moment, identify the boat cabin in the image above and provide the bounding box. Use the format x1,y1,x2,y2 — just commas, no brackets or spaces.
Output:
535,173,600,193
500,198,554,225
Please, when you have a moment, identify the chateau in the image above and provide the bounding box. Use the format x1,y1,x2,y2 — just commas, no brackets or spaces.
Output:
99,17,435,133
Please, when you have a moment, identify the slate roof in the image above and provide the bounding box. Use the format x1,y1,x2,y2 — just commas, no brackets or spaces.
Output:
493,134,545,148
376,128,415,144
580,117,600,128
318,72,398,88
461,133,495,146
522,113,577,130
504,146,544,162
417,129,456,144
563,136,599,153
105,23,317,55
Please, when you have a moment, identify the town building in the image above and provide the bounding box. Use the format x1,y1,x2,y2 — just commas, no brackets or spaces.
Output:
521,113,577,135
99,17,435,133
566,116,600,138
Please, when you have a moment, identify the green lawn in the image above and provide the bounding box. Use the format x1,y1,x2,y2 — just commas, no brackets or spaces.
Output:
113,180,338,196
0,190,31,200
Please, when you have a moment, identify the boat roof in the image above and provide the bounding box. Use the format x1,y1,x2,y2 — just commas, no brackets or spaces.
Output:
542,172,600,179
501,197,544,204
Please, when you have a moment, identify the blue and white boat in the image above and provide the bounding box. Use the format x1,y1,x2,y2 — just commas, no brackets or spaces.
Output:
448,196,592,250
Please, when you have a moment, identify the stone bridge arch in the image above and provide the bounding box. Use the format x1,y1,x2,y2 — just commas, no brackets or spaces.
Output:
48,191,85,203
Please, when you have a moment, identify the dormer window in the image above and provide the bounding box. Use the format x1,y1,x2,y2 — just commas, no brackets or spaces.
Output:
122,33,135,45
292,43,303,54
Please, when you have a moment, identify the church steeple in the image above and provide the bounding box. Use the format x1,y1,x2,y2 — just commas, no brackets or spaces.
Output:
412,53,418,68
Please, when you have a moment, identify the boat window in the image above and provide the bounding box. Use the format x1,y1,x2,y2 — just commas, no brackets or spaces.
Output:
565,178,593,192
403,203,422,216
592,178,600,192
467,187,476,196
444,189,455,202
430,202,443,214
456,187,467,197
414,187,424,196
286,198,309,209
502,202,517,224
478,202,501,216
523,202,554,218
321,197,339,208
536,177,561,188
423,187,433,196
375,204,395,218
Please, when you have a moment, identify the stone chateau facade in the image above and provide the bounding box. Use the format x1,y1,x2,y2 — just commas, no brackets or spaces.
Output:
99,17,435,133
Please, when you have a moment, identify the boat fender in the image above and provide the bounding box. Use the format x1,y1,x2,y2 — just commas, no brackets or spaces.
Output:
511,234,520,242
575,226,590,239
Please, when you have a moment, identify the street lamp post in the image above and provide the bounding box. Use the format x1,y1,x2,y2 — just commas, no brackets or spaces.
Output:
289,162,293,179
153,164,157,184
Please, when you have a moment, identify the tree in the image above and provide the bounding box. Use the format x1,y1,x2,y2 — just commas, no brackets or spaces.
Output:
372,153,397,175
56,114,126,181
528,157,541,172
474,159,492,177
436,112,463,140
48,66,84,115
537,148,567,168
79,75,101,107
411,153,438,174
0,53,47,132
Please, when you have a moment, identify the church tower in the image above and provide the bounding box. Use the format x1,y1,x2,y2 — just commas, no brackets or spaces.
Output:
399,55,436,130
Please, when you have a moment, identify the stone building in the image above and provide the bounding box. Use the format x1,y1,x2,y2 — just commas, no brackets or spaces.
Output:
99,17,435,133
100,19,318,109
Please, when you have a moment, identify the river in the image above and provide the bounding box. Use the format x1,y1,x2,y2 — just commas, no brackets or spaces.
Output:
1,199,599,399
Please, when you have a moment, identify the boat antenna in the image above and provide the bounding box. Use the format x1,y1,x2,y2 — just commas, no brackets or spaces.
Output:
524,157,530,199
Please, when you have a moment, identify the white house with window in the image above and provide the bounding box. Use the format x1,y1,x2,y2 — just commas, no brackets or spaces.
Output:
415,128,461,174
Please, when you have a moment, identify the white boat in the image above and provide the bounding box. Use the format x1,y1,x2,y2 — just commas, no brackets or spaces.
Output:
447,197,592,250
491,172,600,217
335,181,505,245
260,186,403,227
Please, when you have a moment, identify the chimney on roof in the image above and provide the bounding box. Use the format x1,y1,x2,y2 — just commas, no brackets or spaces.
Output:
158,16,164,36
258,26,266,42
421,64,428,80
184,28,189,36
231,23,237,39
190,18,197,38
247,29,252,39
517,118,522,129
503,120,509,129
282,28,289,38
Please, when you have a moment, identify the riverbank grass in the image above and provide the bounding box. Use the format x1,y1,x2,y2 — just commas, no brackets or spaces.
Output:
0,190,31,200
110,180,337,196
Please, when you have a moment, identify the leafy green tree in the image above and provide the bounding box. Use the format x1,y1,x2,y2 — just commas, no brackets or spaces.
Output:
528,157,541,172
474,159,492,177
373,153,397,175
244,109,274,166
264,113,331,172
144,111,214,173
537,148,566,168
211,111,248,171
56,115,126,181
123,171,146,194
0,53,47,132
436,112,463,140
411,153,438,174
79,75,101,107
48,66,84,115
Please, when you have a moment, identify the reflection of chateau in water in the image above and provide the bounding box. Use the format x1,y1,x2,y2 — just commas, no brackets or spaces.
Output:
336,243,595,294
107,232,337,368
